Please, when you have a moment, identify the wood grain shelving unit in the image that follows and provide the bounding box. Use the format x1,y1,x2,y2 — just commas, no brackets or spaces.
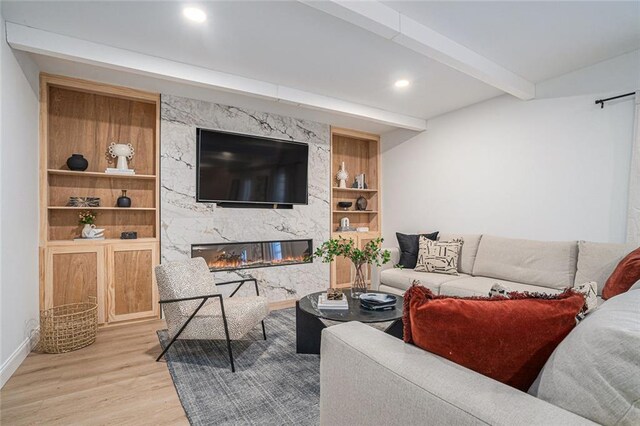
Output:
48,207,156,211
332,187,378,193
47,169,157,180
329,127,381,288
331,210,378,214
39,74,161,325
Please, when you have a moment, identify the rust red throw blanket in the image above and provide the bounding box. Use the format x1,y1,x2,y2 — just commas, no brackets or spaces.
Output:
403,285,585,391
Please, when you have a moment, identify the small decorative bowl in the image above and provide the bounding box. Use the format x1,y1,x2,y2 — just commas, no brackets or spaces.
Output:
337,201,353,210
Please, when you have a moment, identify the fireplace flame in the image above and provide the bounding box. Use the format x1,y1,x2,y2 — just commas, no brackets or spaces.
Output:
206,255,309,271
193,240,312,271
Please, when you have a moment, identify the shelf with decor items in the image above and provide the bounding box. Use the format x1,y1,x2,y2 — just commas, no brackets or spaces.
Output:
39,74,160,326
330,127,381,288
48,207,156,211
332,187,378,193
47,169,157,180
332,210,378,214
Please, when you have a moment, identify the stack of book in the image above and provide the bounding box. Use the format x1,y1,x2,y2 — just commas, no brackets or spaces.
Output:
105,168,135,175
317,293,348,310
360,293,397,311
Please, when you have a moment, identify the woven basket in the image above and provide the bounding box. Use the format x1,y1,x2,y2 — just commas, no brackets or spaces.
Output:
38,299,98,354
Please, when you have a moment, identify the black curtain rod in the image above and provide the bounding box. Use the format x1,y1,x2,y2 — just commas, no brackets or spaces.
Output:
595,91,635,109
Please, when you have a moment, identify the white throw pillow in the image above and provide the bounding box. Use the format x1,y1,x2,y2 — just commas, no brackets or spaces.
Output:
488,283,510,298
573,281,598,316
488,281,597,320
414,237,462,275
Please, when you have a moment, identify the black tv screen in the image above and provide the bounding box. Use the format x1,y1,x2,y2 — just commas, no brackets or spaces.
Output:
196,128,309,205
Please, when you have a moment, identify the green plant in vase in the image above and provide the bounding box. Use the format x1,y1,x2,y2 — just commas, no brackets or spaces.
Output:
308,237,391,298
78,210,96,225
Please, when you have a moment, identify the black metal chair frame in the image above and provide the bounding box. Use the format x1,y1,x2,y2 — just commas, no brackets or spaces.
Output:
156,277,266,372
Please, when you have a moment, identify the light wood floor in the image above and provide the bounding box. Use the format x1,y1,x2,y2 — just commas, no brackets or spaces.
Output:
1,300,296,425
1,319,188,425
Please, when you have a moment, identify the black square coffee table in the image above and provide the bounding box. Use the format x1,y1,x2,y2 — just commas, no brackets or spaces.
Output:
296,289,404,354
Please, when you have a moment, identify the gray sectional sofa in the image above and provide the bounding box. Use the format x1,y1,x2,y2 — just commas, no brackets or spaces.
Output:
372,233,635,299
320,234,639,425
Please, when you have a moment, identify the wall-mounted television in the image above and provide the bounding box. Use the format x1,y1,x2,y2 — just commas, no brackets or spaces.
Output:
196,128,309,205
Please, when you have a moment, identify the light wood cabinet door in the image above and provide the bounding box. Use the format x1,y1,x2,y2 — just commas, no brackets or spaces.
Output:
44,245,107,324
330,233,354,289
331,254,353,289
357,236,378,285
329,233,380,288
107,242,159,322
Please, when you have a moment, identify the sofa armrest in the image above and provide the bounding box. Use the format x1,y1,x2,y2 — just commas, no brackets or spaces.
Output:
320,322,594,426
371,247,399,290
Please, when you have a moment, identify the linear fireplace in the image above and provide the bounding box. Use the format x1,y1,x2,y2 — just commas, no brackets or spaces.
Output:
192,239,313,272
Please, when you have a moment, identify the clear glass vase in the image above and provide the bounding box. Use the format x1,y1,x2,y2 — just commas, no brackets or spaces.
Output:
351,261,368,299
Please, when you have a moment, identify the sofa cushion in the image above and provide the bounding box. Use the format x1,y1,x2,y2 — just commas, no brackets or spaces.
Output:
439,276,563,298
170,296,269,340
575,241,636,295
415,237,462,275
380,268,468,293
403,285,586,392
438,233,482,275
472,235,577,289
396,232,439,269
531,289,640,425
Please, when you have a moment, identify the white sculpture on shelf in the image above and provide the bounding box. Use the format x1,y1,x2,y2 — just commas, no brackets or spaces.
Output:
82,224,105,239
336,161,349,188
108,142,135,172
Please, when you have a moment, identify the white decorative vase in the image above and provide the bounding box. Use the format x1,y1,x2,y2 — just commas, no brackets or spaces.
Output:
336,161,348,188
108,143,135,171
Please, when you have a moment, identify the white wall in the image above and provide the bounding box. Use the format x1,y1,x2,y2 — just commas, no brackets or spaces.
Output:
0,13,40,387
382,51,640,245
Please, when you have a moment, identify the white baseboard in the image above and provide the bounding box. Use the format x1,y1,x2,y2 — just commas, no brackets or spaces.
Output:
0,336,33,388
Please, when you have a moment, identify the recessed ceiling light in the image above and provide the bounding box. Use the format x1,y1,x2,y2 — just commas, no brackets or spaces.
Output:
183,7,206,23
394,79,410,88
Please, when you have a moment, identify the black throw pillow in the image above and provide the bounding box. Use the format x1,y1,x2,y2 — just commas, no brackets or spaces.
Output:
396,232,439,269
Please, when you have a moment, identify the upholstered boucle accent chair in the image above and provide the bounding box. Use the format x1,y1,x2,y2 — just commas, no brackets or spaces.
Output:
154,257,269,372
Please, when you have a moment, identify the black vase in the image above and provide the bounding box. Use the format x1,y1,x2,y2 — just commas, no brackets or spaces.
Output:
66,154,88,171
117,190,131,208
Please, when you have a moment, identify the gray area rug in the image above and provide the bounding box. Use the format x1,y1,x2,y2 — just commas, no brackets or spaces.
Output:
157,308,320,425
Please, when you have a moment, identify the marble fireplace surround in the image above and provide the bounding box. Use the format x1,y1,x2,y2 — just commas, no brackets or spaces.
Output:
161,94,331,301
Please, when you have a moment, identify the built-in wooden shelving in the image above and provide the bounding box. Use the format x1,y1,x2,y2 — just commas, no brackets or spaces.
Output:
47,169,156,180
332,187,378,193
50,237,158,246
40,73,161,325
331,210,378,214
48,207,156,211
329,127,381,288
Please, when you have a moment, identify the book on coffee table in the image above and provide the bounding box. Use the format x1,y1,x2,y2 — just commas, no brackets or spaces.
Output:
317,293,349,310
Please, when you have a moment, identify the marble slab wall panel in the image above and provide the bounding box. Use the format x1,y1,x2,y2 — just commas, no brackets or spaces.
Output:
161,94,331,301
